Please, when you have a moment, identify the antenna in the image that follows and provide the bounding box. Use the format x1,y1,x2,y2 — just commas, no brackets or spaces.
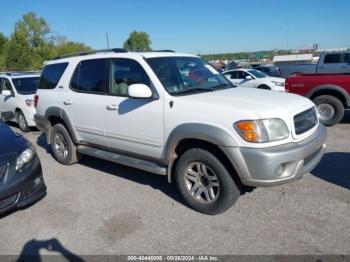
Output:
106,32,110,49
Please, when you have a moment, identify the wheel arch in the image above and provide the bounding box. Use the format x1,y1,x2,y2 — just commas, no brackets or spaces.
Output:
45,107,79,144
162,123,241,185
307,85,350,107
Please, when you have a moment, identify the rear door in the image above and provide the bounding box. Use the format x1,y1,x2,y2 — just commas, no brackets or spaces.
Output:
63,58,109,146
318,53,350,73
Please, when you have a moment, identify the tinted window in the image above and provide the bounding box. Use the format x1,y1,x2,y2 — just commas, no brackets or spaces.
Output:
12,77,39,94
2,79,13,92
71,59,107,94
109,59,150,96
247,69,267,78
324,54,341,64
344,53,350,63
39,63,68,89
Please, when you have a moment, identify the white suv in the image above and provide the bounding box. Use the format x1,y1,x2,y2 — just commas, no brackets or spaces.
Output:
0,72,40,132
34,49,327,215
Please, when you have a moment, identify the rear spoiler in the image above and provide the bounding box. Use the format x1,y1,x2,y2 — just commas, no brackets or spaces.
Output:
0,111,14,122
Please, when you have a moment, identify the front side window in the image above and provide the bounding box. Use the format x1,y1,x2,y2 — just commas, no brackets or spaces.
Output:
324,54,341,64
39,62,68,89
12,77,39,95
109,59,150,96
71,59,107,94
146,57,233,95
344,53,350,64
2,79,13,93
247,69,266,78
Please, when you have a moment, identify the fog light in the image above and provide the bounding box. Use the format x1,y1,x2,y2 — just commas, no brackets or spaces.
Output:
275,164,286,177
34,177,41,186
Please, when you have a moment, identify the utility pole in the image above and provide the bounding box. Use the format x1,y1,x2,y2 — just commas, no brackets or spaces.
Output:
106,32,110,49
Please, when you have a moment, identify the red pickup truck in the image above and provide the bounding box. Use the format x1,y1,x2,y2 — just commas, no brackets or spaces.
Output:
286,73,350,126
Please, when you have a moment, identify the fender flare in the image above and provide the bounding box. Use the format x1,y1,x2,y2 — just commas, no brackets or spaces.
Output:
162,123,238,182
45,107,79,144
306,84,350,107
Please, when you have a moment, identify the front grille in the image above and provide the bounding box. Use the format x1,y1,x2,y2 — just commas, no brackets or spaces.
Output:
0,165,6,181
0,194,18,210
294,107,318,135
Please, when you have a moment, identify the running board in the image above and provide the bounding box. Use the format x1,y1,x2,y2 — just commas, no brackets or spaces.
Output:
77,145,167,176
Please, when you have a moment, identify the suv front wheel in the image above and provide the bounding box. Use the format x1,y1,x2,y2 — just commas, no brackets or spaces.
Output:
175,148,241,215
50,123,80,165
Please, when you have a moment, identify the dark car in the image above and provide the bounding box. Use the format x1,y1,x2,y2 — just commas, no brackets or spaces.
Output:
0,113,46,215
254,66,281,77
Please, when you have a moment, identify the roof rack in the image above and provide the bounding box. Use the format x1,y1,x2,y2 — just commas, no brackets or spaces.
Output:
151,50,175,53
0,71,41,76
53,48,127,60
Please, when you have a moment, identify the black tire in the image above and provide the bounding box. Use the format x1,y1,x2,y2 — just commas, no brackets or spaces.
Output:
50,123,80,165
17,110,29,132
257,85,271,90
175,148,241,215
313,95,344,126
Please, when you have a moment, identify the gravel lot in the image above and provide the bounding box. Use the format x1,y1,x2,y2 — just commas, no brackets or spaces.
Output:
0,113,349,257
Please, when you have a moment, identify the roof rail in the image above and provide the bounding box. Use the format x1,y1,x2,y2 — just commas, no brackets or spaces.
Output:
53,48,127,60
0,71,41,76
152,50,175,53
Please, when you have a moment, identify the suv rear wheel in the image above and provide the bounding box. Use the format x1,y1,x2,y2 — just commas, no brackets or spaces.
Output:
17,111,29,132
313,95,344,126
175,148,241,215
50,123,80,165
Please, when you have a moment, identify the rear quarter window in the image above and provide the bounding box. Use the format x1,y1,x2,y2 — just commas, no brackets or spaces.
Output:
39,62,68,89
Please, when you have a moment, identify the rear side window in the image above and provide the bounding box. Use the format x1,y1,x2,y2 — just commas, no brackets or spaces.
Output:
71,59,107,94
344,53,350,63
39,62,68,89
324,54,341,64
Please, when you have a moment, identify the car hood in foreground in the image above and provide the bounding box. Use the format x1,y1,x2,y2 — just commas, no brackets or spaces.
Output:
0,122,27,156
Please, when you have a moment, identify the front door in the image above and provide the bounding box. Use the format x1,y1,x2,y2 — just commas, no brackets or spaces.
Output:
104,58,164,159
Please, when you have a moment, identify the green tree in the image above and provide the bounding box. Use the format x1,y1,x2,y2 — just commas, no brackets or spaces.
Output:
0,33,8,70
123,31,151,51
52,36,92,57
4,30,32,70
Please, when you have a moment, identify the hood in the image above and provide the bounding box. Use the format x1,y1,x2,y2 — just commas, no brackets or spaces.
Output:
178,87,313,119
0,121,28,156
267,77,285,82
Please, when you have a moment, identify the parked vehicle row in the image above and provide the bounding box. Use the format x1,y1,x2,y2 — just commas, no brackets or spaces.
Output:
223,69,285,91
0,49,330,215
278,51,350,78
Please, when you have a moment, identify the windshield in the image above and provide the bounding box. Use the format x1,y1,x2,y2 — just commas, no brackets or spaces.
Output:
146,57,233,95
247,69,267,78
12,77,39,94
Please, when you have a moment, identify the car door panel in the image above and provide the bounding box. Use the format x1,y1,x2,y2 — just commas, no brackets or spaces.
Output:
104,58,164,159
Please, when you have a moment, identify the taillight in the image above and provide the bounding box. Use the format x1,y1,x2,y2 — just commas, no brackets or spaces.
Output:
34,95,39,108
285,81,290,92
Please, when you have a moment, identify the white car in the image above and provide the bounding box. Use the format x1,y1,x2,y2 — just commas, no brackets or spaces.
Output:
0,72,40,131
34,49,326,215
223,69,286,91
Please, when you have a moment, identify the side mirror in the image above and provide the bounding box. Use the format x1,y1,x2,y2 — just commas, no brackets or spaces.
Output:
245,75,253,80
128,84,153,99
1,90,12,96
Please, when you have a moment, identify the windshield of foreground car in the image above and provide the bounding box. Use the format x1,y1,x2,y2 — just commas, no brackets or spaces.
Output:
146,57,234,95
247,69,267,78
12,77,39,94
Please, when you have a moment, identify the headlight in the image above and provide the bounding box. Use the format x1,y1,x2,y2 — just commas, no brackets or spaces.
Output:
16,144,36,171
234,119,289,143
271,81,285,87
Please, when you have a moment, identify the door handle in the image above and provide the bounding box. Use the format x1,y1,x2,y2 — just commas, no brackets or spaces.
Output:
106,104,118,110
63,99,72,105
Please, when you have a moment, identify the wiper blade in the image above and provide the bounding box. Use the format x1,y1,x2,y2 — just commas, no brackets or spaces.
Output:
173,87,214,95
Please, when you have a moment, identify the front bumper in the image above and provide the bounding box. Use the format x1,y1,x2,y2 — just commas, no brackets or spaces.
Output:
221,124,327,187
0,155,46,215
